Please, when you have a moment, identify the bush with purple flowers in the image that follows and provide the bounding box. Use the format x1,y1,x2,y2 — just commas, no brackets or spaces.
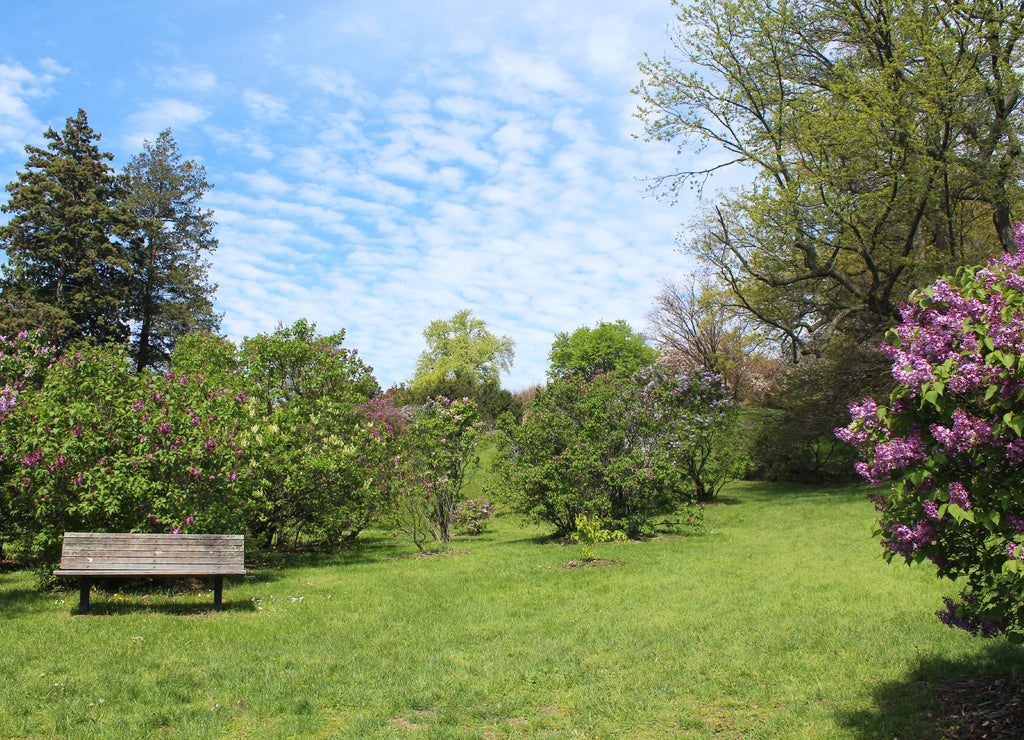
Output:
454,498,495,535
0,338,253,578
838,225,1024,641
354,395,484,551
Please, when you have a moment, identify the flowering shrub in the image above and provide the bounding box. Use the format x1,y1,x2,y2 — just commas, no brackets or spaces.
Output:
0,339,253,576
838,226,1024,641
356,396,484,551
0,320,378,577
0,330,57,560
401,397,484,548
454,498,495,535
495,367,746,537
233,320,378,547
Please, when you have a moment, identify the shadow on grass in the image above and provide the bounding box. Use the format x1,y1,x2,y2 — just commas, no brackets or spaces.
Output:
730,479,872,504
838,642,1024,739
247,533,408,567
68,596,258,617
0,586,49,616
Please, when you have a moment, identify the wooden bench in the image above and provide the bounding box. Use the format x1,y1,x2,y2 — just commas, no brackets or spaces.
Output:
53,532,245,615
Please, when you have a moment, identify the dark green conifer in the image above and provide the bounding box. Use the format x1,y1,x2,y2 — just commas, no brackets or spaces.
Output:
1,109,135,347
123,129,220,370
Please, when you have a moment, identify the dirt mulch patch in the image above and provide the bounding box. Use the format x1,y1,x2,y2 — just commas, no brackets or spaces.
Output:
927,673,1024,739
397,549,471,559
561,559,625,569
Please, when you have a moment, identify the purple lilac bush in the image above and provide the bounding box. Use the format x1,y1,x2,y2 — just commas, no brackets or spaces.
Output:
454,498,495,535
356,395,484,551
838,225,1024,641
0,336,253,574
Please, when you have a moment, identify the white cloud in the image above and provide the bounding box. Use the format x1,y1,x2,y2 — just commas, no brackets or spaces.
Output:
486,48,579,100
203,124,274,160
124,99,209,148
0,60,65,154
159,65,218,93
38,58,70,76
243,89,289,122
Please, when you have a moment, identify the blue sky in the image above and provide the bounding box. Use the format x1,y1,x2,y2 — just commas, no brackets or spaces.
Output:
0,0,704,389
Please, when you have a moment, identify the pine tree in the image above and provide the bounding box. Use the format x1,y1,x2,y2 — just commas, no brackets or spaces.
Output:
0,109,135,347
123,129,221,370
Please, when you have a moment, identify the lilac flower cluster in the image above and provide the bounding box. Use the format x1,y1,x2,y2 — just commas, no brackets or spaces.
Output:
454,498,495,535
836,226,1024,639
936,596,1004,638
880,519,935,558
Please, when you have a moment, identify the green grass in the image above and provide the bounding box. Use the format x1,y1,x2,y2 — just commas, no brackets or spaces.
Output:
2,480,1021,738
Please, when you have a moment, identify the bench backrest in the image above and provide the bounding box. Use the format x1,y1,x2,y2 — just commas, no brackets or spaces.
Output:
55,532,245,576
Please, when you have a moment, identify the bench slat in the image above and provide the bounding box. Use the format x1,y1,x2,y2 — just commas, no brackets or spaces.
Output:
55,533,245,575
60,547,242,557
53,567,245,575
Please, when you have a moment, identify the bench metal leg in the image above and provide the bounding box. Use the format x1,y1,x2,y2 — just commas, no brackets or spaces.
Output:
213,576,224,611
78,576,91,615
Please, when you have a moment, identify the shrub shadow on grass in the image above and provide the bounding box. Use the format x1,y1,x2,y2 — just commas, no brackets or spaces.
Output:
838,643,1024,739
242,536,409,584
733,479,873,504
0,586,49,616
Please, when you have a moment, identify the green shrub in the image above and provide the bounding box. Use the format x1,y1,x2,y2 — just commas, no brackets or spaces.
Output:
495,367,746,537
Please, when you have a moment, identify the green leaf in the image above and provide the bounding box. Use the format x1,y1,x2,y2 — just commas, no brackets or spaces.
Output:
947,504,974,524
1004,412,1024,437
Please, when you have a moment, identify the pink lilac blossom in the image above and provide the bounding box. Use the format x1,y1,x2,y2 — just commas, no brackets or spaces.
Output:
949,482,972,509
856,434,928,485
929,410,994,452
882,519,935,559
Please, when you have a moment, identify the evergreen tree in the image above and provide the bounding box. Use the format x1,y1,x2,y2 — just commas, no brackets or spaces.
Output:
0,109,134,347
123,129,220,370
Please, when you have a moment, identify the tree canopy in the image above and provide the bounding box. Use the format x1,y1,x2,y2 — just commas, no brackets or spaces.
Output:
635,0,1024,356
0,109,135,347
547,320,658,380
123,129,221,370
412,309,515,388
646,276,762,400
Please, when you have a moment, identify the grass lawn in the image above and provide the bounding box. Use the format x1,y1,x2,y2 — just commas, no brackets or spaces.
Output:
1,479,1022,738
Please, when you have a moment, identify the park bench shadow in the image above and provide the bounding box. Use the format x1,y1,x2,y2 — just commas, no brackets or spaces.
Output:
64,597,257,616
54,574,254,616
836,643,1024,739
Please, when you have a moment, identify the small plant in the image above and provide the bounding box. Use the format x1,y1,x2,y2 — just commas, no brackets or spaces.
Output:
572,514,626,561
454,498,495,535
678,501,707,535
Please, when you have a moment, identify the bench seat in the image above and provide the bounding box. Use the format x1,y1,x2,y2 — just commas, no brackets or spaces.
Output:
53,532,245,614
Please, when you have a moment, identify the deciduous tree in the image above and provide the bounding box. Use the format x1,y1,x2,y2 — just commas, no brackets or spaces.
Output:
635,0,1024,355
413,309,515,387
646,276,761,400
547,320,657,380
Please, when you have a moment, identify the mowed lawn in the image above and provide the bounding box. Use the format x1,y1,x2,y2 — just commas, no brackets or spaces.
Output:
1,480,1021,739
